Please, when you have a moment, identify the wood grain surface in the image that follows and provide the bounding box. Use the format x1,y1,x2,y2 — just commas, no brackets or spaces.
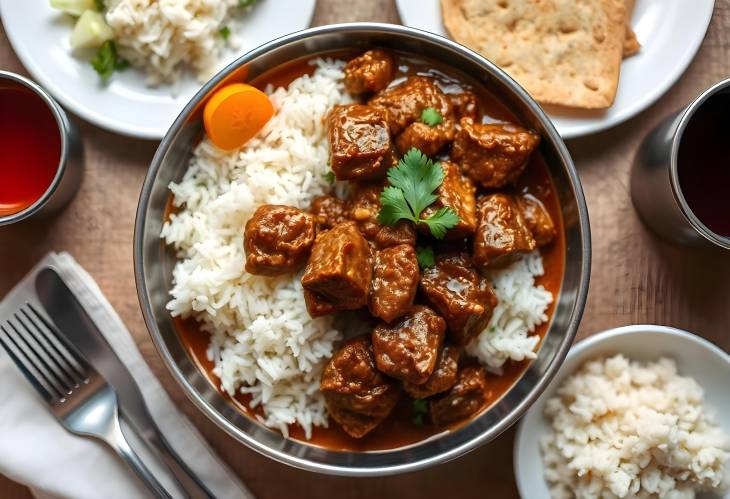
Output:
1,1,729,498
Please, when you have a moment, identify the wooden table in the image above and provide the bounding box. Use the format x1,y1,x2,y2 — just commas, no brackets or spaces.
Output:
2,1,729,497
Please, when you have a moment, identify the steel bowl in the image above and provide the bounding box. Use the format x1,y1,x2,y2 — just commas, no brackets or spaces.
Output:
134,23,591,476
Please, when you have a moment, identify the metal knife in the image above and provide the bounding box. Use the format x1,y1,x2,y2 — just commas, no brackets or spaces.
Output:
34,267,215,499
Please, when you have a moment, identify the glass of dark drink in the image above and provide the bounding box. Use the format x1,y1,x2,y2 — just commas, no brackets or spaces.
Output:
631,79,730,250
0,71,83,227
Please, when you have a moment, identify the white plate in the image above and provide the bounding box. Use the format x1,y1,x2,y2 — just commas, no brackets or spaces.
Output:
514,325,730,499
395,0,715,139
0,0,316,140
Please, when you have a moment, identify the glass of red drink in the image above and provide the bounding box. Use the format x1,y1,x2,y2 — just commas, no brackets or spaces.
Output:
0,71,83,226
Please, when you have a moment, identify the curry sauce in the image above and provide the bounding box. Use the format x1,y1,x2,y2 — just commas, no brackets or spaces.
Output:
168,51,565,451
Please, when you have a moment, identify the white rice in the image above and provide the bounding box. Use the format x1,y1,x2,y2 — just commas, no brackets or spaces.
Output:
161,59,552,437
104,0,248,85
540,354,730,499
467,251,553,372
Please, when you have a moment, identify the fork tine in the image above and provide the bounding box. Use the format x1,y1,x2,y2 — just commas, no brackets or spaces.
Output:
14,311,79,391
6,317,73,396
21,304,87,385
0,324,64,401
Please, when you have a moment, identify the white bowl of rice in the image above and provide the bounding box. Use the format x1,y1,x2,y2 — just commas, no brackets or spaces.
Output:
515,325,730,499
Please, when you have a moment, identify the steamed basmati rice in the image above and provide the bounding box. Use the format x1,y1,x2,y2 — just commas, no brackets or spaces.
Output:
468,251,553,372
541,355,730,499
161,59,553,436
104,0,247,85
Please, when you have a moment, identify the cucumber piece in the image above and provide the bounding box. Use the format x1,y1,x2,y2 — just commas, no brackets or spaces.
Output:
69,10,113,50
50,0,96,16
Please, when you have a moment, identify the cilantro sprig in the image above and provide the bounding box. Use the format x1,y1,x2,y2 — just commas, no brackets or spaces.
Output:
323,171,336,184
412,399,428,425
218,25,231,40
378,148,459,239
91,41,129,81
416,246,435,269
420,107,443,127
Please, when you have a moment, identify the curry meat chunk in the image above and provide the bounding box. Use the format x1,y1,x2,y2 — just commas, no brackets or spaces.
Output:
395,119,455,157
369,244,420,323
420,252,497,346
473,193,536,269
452,119,541,188
244,205,316,276
419,160,477,240
372,305,446,385
347,182,416,248
430,366,491,427
320,335,401,438
302,289,338,318
449,90,479,121
328,104,393,181
301,221,372,316
310,195,348,230
516,193,556,247
343,50,396,95
403,345,460,399
369,76,453,135
398,126,451,158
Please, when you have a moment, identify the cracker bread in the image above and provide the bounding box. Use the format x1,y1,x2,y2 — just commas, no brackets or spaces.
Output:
441,0,626,109
623,0,640,58
624,27,641,57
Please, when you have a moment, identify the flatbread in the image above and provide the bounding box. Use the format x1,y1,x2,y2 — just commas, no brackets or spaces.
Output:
622,0,640,58
624,27,641,57
441,0,627,109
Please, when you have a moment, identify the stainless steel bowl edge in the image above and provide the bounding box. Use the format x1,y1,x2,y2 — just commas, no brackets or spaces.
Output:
134,23,591,476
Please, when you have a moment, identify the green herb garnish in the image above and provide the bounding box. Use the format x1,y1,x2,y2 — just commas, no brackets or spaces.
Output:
94,0,105,11
218,25,231,40
416,246,435,269
239,0,258,7
420,107,443,127
378,148,459,239
90,41,129,81
412,399,428,425
323,171,336,184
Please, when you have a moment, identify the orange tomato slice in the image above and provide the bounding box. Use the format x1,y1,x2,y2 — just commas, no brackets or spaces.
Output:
203,83,274,151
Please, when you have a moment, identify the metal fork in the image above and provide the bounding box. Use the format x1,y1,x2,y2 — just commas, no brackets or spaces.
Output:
0,303,172,499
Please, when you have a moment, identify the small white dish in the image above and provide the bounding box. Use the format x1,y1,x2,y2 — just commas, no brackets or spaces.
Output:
514,324,730,499
395,0,715,139
0,0,316,140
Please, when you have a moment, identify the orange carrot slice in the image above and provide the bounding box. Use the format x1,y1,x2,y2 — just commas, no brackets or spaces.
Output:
203,83,274,151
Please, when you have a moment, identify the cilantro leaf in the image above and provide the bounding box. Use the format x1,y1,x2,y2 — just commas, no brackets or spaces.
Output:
323,171,336,184
218,25,231,40
239,0,258,7
416,246,435,269
421,107,443,127
90,41,129,81
386,148,442,217
378,186,411,226
94,0,105,11
378,148,460,239
420,207,460,240
412,398,428,425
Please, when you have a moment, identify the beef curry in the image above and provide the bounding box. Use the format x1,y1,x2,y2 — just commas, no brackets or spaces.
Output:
173,49,565,451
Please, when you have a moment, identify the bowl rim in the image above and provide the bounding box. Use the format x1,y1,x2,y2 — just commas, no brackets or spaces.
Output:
513,324,730,498
134,22,592,476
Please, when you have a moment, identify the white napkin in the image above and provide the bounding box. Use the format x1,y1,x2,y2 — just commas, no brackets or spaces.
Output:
0,252,254,499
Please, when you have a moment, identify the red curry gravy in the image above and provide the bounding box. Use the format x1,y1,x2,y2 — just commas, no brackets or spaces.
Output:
168,52,565,451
